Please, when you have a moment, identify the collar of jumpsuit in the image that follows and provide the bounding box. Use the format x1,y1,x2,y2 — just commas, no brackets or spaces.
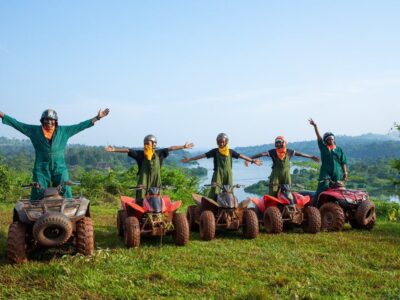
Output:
42,126,55,140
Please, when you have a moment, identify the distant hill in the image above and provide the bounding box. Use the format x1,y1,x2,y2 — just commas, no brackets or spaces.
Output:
235,133,400,161
0,136,190,171
1,133,399,171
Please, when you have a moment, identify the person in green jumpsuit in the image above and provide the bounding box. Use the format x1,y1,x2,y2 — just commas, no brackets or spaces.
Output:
309,118,348,206
181,133,262,199
0,108,110,200
246,136,320,197
105,135,194,205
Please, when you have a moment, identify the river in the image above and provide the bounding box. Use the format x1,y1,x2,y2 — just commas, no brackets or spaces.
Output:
193,158,272,200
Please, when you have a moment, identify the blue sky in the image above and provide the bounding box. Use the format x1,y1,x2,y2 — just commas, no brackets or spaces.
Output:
1,1,399,148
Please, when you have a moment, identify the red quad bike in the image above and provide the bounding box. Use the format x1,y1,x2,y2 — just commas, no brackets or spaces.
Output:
300,180,376,231
249,184,321,234
186,184,259,241
7,182,94,264
117,186,189,248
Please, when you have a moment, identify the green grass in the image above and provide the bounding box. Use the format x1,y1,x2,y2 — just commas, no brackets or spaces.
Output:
1,203,399,299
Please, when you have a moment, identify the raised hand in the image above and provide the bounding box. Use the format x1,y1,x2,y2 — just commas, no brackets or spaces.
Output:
184,142,194,149
105,145,115,152
312,156,320,163
181,157,190,163
98,108,110,119
309,118,317,126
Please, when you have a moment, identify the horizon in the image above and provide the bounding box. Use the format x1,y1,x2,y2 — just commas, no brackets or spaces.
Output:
1,1,399,147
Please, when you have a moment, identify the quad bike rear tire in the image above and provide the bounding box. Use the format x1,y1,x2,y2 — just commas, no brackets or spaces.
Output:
117,209,127,237
33,213,73,247
320,202,345,231
186,205,199,231
242,209,259,239
302,206,321,234
355,200,376,227
199,210,215,241
172,213,189,246
75,217,94,256
124,216,141,248
264,207,283,234
7,222,28,264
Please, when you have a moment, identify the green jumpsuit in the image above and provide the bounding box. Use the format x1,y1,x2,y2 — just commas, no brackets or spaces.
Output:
313,139,347,206
208,150,234,200
268,149,295,197
2,115,94,200
136,153,162,205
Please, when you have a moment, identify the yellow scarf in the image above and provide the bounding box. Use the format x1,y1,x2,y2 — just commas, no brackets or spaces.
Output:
42,126,55,140
144,144,155,160
218,145,230,157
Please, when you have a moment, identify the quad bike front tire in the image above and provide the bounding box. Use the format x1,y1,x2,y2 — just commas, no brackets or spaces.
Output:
320,202,345,231
32,213,73,247
242,209,259,239
75,217,94,256
199,210,215,241
7,222,28,264
355,200,376,227
124,216,141,248
302,206,321,234
172,213,189,246
186,205,199,231
264,207,283,234
117,209,127,237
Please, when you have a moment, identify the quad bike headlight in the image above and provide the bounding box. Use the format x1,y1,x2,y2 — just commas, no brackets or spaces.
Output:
27,210,43,219
63,207,78,217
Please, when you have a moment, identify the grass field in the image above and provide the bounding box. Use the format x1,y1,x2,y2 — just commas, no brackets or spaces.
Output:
0,203,399,299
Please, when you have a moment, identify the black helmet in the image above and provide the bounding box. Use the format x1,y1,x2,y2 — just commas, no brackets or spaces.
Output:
40,109,58,123
323,132,335,142
144,134,157,144
216,133,229,142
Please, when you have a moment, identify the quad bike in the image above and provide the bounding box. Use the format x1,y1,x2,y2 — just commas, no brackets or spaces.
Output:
7,182,94,264
117,186,189,248
186,183,259,241
249,184,321,234
300,179,376,231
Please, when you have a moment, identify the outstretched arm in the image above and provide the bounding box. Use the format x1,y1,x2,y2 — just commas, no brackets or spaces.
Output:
244,152,269,166
181,153,206,163
309,118,322,140
65,108,110,138
0,113,35,137
239,154,262,166
295,151,320,162
168,142,194,151
92,108,110,124
105,146,129,153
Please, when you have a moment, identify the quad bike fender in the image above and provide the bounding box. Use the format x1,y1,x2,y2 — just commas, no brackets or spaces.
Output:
238,198,251,209
250,197,265,214
121,196,145,219
164,197,182,213
13,207,30,224
292,193,311,208
263,194,289,207
192,194,202,205
76,198,91,217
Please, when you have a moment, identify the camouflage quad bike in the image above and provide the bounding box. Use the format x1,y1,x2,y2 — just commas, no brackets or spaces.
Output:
117,186,189,248
7,182,94,264
300,180,376,231
186,184,259,241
